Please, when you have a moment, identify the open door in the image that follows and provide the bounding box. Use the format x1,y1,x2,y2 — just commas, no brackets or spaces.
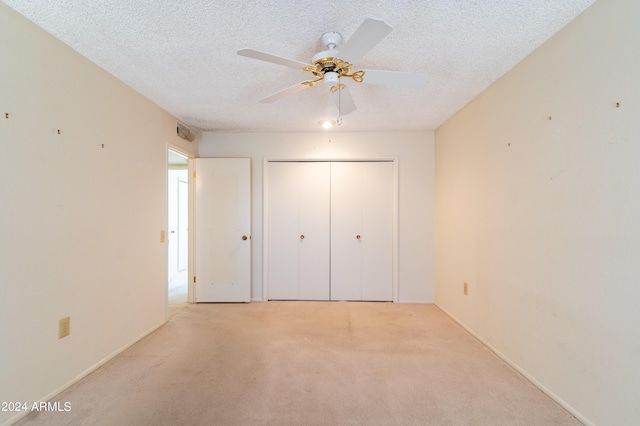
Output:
194,158,251,302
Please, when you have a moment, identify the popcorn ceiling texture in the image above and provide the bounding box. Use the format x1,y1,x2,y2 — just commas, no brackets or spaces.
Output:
2,0,597,132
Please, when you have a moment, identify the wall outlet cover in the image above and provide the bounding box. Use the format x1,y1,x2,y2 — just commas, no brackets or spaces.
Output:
59,317,70,339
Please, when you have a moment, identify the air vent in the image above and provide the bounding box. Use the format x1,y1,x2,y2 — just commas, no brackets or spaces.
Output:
176,122,195,142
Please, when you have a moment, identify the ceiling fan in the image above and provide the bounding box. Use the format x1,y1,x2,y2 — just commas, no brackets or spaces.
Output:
237,18,428,118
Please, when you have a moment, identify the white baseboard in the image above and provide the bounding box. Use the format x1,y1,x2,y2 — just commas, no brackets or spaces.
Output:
434,303,593,426
251,298,435,305
2,320,167,426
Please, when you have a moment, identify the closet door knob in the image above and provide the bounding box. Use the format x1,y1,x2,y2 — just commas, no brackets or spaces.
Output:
300,235,305,240
242,235,248,241
356,235,361,240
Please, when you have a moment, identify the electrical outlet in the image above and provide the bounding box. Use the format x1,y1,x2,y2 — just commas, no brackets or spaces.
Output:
464,282,469,296
59,317,70,339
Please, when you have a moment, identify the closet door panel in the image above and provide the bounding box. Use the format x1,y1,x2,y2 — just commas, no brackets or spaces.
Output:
361,162,394,301
268,162,300,299
331,161,393,301
330,162,364,300
268,162,330,300
298,162,331,300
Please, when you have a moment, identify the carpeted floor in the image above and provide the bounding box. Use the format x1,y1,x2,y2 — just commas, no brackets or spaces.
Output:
15,301,582,425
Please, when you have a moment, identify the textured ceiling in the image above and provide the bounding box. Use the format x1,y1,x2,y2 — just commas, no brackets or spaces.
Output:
2,0,596,132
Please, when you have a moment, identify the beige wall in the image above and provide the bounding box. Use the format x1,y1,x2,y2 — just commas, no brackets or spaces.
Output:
198,131,435,303
435,0,640,424
0,4,196,424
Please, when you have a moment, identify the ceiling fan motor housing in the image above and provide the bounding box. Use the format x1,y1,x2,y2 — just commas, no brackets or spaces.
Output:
321,32,342,49
312,31,343,65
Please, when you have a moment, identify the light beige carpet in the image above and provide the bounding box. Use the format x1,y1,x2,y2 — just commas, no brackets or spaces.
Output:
16,301,581,425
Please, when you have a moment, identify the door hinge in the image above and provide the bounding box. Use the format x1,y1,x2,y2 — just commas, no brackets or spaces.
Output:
193,276,196,283
193,171,196,178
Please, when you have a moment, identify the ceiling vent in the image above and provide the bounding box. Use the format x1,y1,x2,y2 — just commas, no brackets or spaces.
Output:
176,122,196,142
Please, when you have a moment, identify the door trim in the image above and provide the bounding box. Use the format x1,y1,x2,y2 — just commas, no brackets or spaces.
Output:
263,158,399,302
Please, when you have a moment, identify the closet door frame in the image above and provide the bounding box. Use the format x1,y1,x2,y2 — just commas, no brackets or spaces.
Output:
263,157,399,302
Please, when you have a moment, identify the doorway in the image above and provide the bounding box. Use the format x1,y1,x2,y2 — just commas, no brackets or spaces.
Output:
168,149,189,307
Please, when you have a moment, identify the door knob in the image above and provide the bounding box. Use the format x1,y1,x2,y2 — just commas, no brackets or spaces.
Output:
300,235,305,240
242,235,248,241
356,234,361,240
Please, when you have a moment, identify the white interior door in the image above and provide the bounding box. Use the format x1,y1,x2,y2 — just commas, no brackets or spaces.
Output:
268,162,330,300
194,158,251,302
177,178,188,271
167,171,179,279
331,161,393,301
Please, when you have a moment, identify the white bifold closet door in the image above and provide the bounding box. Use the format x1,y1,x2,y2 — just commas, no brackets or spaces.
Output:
267,161,393,301
268,162,331,300
330,161,393,301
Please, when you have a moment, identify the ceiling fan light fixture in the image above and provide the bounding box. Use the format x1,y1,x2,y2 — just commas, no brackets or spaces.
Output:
324,71,339,86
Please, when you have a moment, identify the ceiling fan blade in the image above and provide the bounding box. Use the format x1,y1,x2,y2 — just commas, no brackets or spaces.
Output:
361,69,428,89
238,49,311,69
330,85,357,115
338,18,393,64
259,82,312,103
